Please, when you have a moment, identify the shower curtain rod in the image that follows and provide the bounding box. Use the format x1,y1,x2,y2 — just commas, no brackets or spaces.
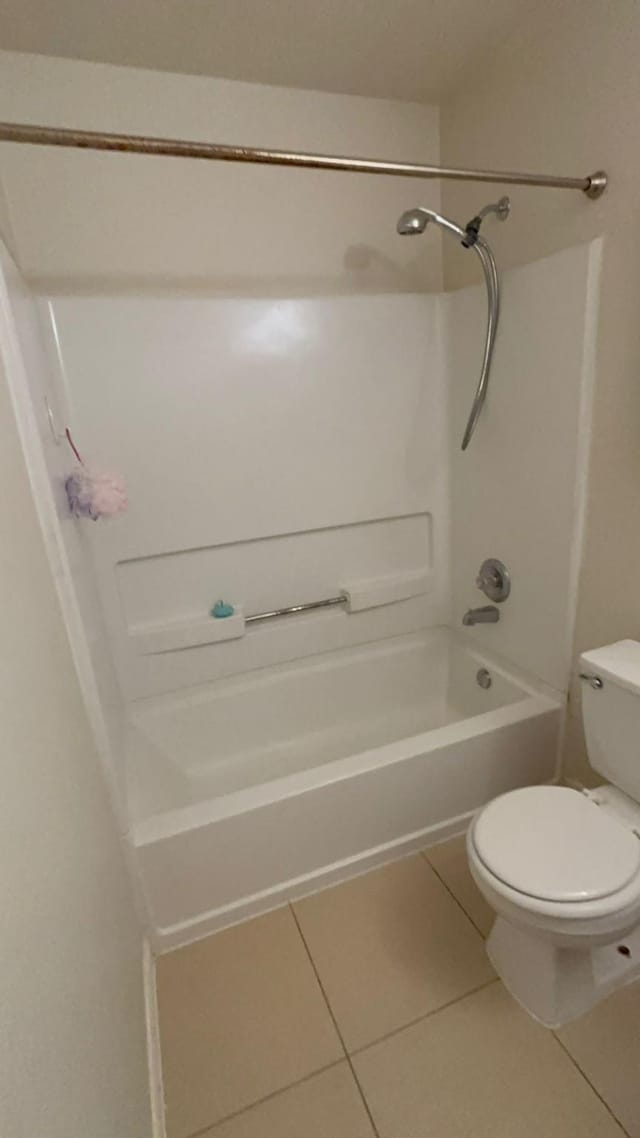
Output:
0,121,608,198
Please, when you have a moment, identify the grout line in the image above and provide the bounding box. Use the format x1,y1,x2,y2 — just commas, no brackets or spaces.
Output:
342,1056,381,1138
552,1033,632,1138
289,903,382,1138
185,1059,346,1138
421,847,489,940
287,904,349,1061
348,978,499,1057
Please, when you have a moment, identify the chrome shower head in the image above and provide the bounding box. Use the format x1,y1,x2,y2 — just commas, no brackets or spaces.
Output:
397,208,431,236
396,206,467,242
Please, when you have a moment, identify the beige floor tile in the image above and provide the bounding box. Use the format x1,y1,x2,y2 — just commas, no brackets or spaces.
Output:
353,983,626,1138
558,980,640,1137
293,854,494,1051
157,907,343,1138
425,833,495,936
199,1062,375,1138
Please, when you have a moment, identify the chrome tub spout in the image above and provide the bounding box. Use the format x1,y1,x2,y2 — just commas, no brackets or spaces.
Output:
462,605,500,626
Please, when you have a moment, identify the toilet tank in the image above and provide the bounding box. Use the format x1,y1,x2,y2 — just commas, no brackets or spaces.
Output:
580,639,640,802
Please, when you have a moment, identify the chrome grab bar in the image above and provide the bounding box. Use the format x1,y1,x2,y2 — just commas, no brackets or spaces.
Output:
245,593,348,625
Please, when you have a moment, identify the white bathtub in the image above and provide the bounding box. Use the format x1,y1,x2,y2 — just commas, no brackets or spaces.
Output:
128,629,563,949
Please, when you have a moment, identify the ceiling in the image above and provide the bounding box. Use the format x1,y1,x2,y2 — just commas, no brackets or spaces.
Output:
0,0,539,103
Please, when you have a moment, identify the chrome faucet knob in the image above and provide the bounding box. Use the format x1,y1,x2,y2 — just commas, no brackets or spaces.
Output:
476,568,499,590
476,558,511,603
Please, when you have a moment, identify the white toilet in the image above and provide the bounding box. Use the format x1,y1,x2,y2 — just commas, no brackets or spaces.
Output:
467,639,640,1027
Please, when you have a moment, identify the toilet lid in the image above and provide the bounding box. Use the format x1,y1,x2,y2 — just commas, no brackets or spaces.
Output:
472,786,640,902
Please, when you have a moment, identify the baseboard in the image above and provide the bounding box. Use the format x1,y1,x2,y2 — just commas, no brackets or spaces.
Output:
143,939,166,1138
150,810,472,953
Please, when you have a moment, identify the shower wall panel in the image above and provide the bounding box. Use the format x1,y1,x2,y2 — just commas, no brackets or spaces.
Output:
447,241,600,692
44,293,449,698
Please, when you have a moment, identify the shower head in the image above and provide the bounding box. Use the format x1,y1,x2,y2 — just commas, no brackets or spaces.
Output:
396,206,466,242
397,208,430,235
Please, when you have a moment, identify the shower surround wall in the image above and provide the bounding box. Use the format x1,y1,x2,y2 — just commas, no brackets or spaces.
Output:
447,241,600,694
41,241,599,714
44,292,449,700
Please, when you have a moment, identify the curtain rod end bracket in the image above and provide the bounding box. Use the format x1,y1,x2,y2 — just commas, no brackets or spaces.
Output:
584,170,607,199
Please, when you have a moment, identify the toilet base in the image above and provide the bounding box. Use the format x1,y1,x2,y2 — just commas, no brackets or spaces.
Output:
487,916,640,1027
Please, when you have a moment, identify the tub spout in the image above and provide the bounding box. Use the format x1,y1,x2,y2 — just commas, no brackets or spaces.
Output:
462,605,500,626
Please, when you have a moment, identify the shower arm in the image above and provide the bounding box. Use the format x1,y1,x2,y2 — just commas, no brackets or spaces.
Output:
460,235,500,452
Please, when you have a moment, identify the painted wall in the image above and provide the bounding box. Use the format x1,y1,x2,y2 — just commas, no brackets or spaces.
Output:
0,283,151,1133
439,0,640,782
0,50,441,295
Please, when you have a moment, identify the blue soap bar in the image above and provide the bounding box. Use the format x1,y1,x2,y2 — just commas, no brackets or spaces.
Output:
212,600,235,619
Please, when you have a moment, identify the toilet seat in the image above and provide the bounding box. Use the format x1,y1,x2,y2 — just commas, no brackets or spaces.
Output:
471,786,640,905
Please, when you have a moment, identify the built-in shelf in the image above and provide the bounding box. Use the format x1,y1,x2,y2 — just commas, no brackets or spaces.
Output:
132,609,246,655
129,569,433,655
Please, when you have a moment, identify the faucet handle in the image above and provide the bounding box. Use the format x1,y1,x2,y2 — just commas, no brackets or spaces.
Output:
476,558,511,603
476,567,500,590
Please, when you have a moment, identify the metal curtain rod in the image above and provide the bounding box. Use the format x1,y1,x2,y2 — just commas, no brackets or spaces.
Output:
0,121,607,198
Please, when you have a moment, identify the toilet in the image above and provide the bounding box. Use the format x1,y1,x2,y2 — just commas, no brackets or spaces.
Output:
467,639,640,1027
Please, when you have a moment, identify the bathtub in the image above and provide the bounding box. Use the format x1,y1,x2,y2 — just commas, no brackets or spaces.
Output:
128,628,563,949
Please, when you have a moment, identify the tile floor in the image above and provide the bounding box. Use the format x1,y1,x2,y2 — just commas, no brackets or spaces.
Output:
157,835,638,1138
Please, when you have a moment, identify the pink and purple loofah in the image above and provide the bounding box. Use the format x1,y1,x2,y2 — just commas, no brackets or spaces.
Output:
65,468,128,521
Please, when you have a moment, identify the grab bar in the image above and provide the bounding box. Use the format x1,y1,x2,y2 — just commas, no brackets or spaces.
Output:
245,593,348,625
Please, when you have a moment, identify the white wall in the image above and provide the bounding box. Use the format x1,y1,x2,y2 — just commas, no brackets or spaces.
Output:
439,0,640,783
448,243,600,692
0,275,151,1134
0,50,441,295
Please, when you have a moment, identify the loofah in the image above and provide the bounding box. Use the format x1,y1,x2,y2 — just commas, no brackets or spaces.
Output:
65,467,128,521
